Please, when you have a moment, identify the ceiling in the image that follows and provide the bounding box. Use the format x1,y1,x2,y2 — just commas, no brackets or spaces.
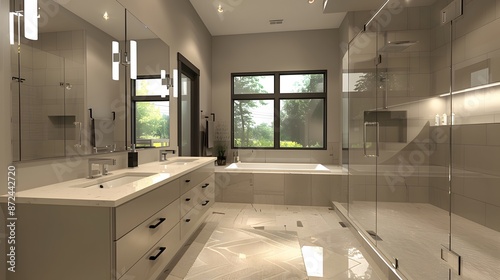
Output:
189,0,349,36
46,0,157,40
189,0,443,36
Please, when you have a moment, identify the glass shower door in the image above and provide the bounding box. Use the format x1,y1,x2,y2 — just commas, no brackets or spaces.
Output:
450,0,500,278
347,25,379,245
369,0,453,278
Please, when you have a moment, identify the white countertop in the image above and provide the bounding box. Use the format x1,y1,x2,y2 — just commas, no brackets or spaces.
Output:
1,157,216,207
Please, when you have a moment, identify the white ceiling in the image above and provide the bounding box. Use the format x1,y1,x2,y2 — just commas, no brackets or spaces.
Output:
189,0,348,36
190,0,442,36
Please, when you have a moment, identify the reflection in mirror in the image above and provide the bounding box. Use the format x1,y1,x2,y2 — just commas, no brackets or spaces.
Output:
127,10,171,149
10,0,125,161
11,0,170,161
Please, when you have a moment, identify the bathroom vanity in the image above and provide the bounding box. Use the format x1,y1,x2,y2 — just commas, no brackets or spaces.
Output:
0,157,215,280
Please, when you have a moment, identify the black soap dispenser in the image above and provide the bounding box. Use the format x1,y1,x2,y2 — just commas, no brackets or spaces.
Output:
128,144,138,167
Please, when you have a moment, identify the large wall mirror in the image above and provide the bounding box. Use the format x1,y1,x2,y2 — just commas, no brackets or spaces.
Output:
10,0,170,161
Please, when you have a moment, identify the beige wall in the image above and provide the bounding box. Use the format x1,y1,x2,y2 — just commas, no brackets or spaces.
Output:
212,29,341,164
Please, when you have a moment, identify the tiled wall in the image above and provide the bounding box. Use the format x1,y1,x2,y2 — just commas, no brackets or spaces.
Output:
11,31,85,160
430,124,500,232
426,0,500,232
231,144,340,165
215,172,347,207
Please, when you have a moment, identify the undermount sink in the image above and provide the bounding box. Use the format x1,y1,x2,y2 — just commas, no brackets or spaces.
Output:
161,157,198,165
72,173,155,189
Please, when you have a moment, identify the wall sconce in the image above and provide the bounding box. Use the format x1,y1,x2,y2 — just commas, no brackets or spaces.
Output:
111,40,137,81
24,0,38,40
130,40,137,80
172,69,178,98
9,0,39,45
112,41,120,80
9,12,15,45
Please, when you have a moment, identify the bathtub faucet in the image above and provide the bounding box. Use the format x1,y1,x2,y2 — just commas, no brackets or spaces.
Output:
233,150,240,163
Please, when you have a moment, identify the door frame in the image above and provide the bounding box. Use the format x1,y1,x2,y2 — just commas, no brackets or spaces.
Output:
177,53,200,156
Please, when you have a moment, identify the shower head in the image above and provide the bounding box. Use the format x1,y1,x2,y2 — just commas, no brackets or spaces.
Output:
379,40,418,52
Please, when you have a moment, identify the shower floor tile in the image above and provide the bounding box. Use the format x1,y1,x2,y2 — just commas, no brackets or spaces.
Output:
347,202,500,280
164,203,383,280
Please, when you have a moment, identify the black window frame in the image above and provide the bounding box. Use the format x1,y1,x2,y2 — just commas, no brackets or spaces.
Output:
131,74,170,148
231,70,327,150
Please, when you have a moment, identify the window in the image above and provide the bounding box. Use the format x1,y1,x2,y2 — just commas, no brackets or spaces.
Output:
132,76,170,148
231,71,327,149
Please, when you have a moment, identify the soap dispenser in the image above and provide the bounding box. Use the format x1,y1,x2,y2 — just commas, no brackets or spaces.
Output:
128,144,138,167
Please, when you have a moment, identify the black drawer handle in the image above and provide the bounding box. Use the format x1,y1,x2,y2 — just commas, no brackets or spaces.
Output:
202,183,209,189
185,198,191,202
149,218,166,229
185,218,191,223
149,247,166,260
185,179,191,183
202,200,210,206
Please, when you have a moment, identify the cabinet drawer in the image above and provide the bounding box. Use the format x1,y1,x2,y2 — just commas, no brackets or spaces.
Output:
180,187,198,217
115,179,179,239
179,163,213,194
119,223,181,280
198,174,215,202
180,175,214,217
180,207,201,238
180,201,212,238
116,199,180,273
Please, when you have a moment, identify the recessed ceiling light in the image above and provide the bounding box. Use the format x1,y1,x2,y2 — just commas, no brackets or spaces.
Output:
103,12,109,20
308,0,315,3
218,4,223,13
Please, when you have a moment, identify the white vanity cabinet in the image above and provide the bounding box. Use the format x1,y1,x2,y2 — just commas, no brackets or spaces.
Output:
2,161,215,280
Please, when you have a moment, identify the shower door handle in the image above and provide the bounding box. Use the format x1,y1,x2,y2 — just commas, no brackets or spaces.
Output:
74,122,82,148
363,121,379,158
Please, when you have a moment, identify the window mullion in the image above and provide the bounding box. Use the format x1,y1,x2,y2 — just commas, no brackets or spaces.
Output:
274,73,280,149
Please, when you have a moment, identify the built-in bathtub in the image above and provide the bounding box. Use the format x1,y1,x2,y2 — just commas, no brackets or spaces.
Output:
224,162,347,174
215,162,347,206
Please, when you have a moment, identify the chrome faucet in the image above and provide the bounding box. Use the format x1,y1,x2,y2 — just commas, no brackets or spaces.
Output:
88,158,116,178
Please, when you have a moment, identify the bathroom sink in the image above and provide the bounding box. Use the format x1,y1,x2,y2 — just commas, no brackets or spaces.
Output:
72,173,155,189
161,157,198,165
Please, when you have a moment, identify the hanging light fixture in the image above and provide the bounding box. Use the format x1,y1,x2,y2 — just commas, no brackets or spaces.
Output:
24,0,38,40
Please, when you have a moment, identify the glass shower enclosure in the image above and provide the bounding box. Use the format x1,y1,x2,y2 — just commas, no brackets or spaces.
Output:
343,0,500,279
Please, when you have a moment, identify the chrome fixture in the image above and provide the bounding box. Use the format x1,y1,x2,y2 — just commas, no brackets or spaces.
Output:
88,158,117,178
159,149,176,161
